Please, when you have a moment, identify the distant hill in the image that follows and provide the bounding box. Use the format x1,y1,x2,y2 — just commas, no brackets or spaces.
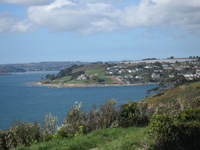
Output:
0,61,90,74
38,57,200,87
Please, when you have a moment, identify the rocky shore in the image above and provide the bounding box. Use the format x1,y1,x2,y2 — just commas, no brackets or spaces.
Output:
31,82,157,88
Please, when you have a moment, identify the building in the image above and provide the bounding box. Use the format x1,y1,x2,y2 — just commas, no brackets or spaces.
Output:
151,73,161,80
77,74,89,80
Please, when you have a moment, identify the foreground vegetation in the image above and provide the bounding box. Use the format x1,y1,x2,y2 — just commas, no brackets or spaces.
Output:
1,80,200,150
14,127,147,150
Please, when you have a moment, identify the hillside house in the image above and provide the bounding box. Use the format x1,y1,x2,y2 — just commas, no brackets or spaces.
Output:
196,69,200,75
106,70,115,74
135,76,143,79
127,69,136,73
119,69,126,74
77,74,89,80
144,65,153,69
151,73,161,80
169,74,175,78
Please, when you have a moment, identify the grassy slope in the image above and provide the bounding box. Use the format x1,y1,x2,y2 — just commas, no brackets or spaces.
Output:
14,127,148,150
55,64,116,84
140,81,200,114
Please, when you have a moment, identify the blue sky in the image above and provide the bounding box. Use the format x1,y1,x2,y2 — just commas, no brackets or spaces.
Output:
0,0,200,64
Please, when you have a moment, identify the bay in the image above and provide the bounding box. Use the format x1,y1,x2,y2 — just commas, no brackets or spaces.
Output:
0,71,157,129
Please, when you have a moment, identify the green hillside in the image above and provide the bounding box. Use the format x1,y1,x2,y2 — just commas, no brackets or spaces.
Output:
139,81,200,115
38,58,200,87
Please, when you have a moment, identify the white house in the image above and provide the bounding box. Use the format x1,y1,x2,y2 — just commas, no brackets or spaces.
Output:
77,74,89,80
151,73,161,80
135,76,143,79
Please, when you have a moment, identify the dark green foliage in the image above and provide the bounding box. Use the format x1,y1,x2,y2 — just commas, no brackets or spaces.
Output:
56,65,80,78
0,121,42,150
56,67,72,78
99,99,118,128
85,105,101,132
148,114,176,149
154,61,163,69
70,70,85,80
43,134,54,142
119,101,149,127
174,121,200,150
92,76,105,83
45,74,56,81
178,107,200,122
57,128,69,139
148,110,200,150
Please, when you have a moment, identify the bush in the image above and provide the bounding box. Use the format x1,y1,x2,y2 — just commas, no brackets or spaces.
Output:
148,114,176,149
148,111,200,150
174,121,200,150
85,105,101,133
178,107,200,122
0,121,42,150
119,101,149,127
99,99,119,128
61,102,87,137
43,134,55,142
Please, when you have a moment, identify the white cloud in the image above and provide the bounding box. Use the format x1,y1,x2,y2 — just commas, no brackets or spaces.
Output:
0,0,53,6
28,0,122,33
26,0,200,34
1,0,200,34
0,12,35,33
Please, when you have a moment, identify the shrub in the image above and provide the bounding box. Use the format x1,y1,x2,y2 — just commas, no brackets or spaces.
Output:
43,134,55,142
99,99,119,128
61,102,87,137
148,111,200,150
0,121,42,150
57,128,70,139
178,107,200,122
42,113,58,136
119,101,149,127
174,121,200,150
148,114,176,150
11,120,42,147
85,105,101,133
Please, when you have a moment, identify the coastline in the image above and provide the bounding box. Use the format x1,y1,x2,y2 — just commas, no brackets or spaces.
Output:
30,82,158,88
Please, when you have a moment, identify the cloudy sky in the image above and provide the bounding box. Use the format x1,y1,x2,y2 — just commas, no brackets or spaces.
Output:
0,0,200,64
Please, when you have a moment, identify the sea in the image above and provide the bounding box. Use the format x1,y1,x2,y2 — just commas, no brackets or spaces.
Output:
0,71,157,130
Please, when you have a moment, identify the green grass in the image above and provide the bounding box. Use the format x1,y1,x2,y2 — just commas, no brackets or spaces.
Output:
189,81,200,87
57,76,71,81
86,67,106,75
13,127,150,150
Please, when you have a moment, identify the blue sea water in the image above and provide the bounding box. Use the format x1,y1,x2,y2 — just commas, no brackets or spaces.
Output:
0,71,157,129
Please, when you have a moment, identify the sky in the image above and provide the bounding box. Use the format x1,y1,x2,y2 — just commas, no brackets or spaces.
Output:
0,0,200,64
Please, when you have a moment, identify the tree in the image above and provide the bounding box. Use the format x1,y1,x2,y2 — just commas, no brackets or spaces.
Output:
92,76,105,83
46,74,56,81
154,61,163,69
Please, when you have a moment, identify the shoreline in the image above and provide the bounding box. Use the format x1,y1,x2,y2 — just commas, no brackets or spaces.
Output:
30,82,158,88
